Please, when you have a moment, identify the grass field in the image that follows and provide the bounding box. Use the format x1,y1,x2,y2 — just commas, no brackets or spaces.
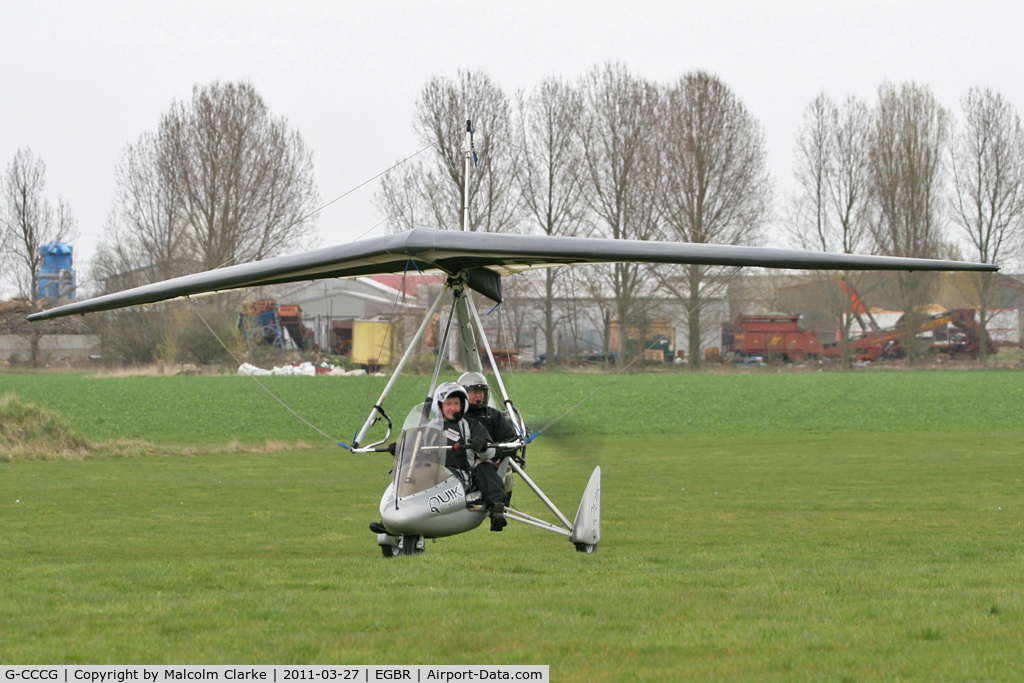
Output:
1,370,1023,679
3,368,1024,443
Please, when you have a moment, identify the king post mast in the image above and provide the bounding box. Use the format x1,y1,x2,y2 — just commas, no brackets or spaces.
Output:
455,120,484,373
461,120,474,232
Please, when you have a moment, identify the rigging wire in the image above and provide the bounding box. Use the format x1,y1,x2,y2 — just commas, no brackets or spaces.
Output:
351,216,390,243
314,125,468,243
202,142,442,271
293,140,442,231
388,366,426,410
184,296,349,449
430,289,460,394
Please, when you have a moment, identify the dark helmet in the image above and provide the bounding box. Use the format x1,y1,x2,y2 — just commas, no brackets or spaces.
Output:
458,371,489,408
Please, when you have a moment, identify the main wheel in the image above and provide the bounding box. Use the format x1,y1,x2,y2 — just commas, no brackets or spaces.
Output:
402,535,424,555
381,543,402,558
575,543,597,554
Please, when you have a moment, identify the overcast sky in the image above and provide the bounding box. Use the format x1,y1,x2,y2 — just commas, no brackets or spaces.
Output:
2,1,1022,294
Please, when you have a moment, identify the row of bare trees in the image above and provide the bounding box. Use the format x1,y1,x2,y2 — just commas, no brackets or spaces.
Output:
6,73,1022,369
791,83,1024,366
380,68,1024,369
376,64,773,369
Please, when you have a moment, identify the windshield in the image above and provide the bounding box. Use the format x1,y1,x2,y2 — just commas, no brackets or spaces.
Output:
402,400,434,430
391,422,451,498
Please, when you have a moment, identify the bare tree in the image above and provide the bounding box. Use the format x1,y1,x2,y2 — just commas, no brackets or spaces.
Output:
657,72,772,369
949,86,1024,362
377,70,520,234
515,77,588,366
870,82,949,364
98,82,318,285
375,162,426,234
578,63,661,367
94,132,191,291
1,149,77,366
90,133,185,365
789,93,874,368
92,82,317,363
789,94,833,253
163,82,319,271
830,97,875,258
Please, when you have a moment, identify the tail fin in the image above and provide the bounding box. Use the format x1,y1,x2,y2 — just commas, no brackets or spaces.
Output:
571,466,601,547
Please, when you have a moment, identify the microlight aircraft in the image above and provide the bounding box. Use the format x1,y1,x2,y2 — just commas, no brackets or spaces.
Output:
29,131,997,557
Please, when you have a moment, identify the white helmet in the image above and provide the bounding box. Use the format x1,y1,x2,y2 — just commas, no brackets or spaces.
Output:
433,382,469,420
458,371,490,406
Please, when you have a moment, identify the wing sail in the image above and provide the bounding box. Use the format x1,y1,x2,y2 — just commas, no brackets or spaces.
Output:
28,227,997,321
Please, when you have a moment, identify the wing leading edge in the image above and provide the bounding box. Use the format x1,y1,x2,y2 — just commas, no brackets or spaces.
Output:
28,227,997,321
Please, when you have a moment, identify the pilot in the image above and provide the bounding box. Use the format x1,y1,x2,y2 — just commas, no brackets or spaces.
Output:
433,381,508,532
458,371,521,502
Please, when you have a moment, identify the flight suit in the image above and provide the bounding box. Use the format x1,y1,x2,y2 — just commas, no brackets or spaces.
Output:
440,414,506,513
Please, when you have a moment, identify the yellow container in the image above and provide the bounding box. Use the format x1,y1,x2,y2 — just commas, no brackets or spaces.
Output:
351,320,395,366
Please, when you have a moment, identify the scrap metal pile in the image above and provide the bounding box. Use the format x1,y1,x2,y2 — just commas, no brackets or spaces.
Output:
0,300,91,336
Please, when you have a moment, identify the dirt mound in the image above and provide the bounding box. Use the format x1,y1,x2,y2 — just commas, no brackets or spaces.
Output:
0,395,315,460
0,392,92,460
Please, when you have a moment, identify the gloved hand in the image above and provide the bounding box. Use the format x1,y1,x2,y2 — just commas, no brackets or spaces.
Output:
387,442,397,455
470,436,488,453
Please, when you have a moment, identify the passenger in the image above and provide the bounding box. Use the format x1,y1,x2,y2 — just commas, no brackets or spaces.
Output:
433,381,508,532
458,371,522,504
458,371,520,459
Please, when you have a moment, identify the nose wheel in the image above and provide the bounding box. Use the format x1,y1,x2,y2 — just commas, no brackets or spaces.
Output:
379,534,425,558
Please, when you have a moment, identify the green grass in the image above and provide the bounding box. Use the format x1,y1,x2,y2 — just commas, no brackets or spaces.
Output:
1,370,1023,678
1,369,1022,445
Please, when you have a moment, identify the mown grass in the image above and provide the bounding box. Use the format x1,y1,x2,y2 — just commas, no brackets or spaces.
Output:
1,370,1022,679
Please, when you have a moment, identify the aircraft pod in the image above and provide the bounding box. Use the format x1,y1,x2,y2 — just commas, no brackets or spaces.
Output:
377,403,512,542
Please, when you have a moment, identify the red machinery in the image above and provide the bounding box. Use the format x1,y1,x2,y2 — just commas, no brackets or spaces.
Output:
727,314,824,362
726,309,996,362
829,308,996,361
